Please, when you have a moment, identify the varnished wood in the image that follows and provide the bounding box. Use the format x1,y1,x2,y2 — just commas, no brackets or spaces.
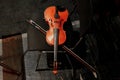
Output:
2,34,23,80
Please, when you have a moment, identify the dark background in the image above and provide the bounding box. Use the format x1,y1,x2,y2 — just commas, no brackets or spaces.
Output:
0,0,120,80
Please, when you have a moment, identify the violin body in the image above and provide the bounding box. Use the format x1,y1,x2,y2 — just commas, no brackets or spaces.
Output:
44,6,69,45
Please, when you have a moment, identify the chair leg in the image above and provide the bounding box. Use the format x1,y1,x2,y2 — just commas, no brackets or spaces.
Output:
0,62,21,75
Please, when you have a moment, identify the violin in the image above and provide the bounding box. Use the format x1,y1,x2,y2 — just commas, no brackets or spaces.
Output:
44,6,69,74
44,6,69,45
27,6,96,75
